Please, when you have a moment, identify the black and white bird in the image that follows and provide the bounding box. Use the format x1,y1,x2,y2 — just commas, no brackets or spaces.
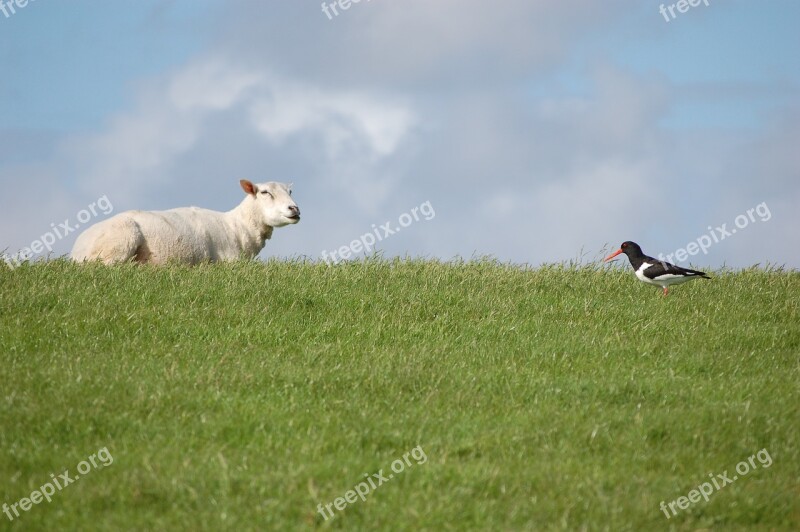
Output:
604,241,710,295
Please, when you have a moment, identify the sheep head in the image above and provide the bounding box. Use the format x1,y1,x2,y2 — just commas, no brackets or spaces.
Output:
240,180,300,227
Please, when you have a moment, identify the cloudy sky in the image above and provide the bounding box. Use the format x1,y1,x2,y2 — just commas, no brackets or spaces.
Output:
1,0,798,268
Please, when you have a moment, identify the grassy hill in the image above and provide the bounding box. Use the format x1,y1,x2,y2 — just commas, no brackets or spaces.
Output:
1,259,798,530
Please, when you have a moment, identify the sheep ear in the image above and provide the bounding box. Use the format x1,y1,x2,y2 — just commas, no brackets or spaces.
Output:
240,179,257,196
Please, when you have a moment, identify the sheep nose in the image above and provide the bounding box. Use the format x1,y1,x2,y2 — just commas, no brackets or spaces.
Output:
289,205,300,215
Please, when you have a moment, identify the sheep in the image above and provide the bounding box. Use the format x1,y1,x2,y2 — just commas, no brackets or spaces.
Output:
71,180,300,265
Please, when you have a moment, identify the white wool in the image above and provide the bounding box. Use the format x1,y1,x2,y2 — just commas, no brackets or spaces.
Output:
71,180,300,265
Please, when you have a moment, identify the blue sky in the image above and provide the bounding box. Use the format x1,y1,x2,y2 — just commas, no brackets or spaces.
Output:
1,0,798,268
0,0,217,131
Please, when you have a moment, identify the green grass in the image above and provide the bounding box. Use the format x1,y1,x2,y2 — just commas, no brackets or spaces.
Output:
1,259,798,531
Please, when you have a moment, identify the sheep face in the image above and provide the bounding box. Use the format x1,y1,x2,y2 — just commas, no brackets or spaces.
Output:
240,180,300,227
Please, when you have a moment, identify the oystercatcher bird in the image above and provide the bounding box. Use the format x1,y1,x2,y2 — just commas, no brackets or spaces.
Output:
604,241,710,295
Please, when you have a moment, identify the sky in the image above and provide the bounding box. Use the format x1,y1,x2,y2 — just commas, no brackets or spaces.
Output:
1,0,798,268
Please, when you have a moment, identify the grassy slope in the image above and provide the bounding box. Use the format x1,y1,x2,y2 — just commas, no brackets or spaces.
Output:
0,259,798,531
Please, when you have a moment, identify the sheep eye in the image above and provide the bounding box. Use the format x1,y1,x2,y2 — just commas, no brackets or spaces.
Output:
261,191,273,198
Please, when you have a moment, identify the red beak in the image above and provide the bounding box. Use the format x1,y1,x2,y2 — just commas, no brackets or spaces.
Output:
604,249,623,262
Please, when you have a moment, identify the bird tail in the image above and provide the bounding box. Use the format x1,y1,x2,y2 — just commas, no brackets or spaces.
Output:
688,269,711,279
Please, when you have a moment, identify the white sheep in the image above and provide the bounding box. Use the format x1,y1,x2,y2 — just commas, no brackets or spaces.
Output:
71,180,300,264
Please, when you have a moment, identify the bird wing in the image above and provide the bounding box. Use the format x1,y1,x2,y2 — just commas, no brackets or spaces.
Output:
641,257,710,280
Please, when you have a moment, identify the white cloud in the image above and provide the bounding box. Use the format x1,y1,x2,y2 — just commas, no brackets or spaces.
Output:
60,58,416,207
249,84,415,161
168,59,263,111
219,0,629,87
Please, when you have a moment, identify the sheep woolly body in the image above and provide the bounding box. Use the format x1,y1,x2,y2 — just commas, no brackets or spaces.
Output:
71,180,300,265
